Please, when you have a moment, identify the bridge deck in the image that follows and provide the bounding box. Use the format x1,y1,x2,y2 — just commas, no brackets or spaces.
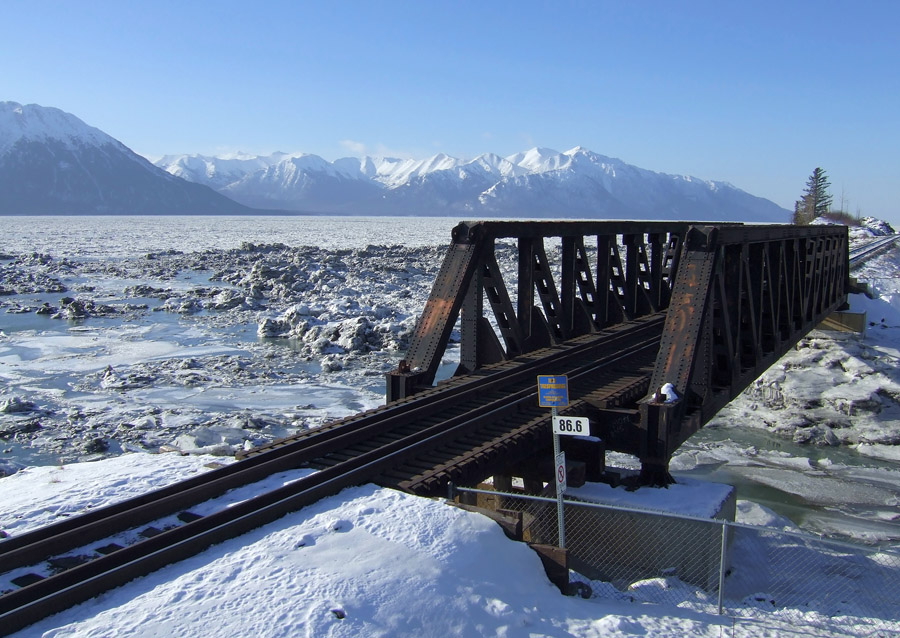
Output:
242,313,665,493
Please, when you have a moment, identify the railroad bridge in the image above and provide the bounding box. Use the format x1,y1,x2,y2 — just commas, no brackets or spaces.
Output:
384,220,848,486
0,220,854,633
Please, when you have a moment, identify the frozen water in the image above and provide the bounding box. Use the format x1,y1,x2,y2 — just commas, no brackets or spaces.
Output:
1,214,460,258
1,216,456,467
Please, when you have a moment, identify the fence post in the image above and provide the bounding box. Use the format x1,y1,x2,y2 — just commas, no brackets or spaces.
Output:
718,521,729,615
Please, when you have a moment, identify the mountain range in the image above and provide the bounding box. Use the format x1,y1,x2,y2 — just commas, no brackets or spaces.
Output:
156,147,789,221
1,101,789,221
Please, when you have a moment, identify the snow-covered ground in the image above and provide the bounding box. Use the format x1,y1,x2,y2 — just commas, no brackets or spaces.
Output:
3,453,897,637
2,215,900,636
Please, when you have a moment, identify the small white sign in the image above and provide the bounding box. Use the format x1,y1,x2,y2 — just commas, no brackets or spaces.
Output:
552,415,589,437
555,451,567,493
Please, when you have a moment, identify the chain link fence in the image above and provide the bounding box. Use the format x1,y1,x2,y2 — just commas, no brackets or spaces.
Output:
453,485,900,637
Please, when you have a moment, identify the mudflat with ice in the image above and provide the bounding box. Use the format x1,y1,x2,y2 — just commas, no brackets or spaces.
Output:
1,217,457,469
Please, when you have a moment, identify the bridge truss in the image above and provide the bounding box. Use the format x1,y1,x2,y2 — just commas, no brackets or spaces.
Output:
387,221,849,482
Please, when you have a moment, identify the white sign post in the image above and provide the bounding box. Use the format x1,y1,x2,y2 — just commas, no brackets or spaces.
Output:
551,407,566,549
537,375,571,550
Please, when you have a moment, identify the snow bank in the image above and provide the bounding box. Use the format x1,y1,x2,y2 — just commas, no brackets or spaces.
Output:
565,476,734,519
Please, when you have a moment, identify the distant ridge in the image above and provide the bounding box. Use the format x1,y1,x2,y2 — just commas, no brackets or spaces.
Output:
157,147,790,222
0,102,251,215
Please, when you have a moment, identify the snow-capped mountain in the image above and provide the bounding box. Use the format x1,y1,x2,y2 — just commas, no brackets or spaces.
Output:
155,151,297,191
218,154,385,214
0,102,250,215
157,147,790,221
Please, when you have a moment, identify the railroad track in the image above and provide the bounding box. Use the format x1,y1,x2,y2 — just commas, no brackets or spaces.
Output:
0,312,665,635
849,234,899,267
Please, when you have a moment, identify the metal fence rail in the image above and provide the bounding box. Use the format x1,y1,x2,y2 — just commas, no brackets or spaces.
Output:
453,485,900,636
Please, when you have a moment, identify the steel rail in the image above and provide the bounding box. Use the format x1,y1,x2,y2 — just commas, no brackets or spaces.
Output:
242,313,664,459
849,234,900,267
0,315,664,636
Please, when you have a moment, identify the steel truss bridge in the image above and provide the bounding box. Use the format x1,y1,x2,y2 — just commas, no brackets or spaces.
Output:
387,220,849,483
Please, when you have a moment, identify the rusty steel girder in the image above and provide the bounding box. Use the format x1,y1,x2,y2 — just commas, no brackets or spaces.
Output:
386,220,694,402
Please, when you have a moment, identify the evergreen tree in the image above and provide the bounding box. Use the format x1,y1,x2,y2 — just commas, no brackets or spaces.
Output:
793,168,832,224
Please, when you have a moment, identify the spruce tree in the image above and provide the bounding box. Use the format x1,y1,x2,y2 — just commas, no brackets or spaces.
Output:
793,168,832,224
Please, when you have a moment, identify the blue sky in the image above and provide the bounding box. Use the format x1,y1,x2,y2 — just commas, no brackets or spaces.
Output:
3,1,898,220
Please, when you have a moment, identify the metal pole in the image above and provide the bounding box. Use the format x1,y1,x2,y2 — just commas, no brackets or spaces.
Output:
553,407,566,549
717,521,729,615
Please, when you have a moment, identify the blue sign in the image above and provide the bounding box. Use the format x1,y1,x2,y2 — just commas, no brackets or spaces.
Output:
537,375,569,408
